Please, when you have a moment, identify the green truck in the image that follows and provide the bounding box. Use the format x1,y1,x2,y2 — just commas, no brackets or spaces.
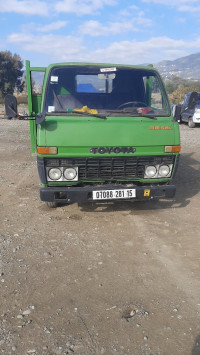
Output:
6,61,181,207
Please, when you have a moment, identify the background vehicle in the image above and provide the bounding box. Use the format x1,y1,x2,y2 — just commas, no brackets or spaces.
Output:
180,92,200,128
5,61,181,207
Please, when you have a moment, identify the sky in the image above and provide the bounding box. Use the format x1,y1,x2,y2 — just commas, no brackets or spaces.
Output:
1,0,200,68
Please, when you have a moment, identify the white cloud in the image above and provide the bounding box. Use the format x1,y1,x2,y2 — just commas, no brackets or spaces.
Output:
7,31,200,65
79,20,139,36
54,0,117,15
79,14,152,37
0,0,49,15
142,0,198,4
178,5,200,12
8,32,85,61
79,36,200,64
119,5,139,17
37,21,67,32
142,0,200,13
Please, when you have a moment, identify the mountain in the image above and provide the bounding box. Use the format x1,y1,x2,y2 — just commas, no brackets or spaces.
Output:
155,52,200,80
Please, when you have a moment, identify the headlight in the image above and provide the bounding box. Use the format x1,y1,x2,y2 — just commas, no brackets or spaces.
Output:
145,165,157,178
46,166,78,181
158,165,170,177
48,168,62,181
64,167,77,180
144,164,172,179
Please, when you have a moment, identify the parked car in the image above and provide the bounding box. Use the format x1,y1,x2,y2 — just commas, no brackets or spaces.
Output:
179,92,200,128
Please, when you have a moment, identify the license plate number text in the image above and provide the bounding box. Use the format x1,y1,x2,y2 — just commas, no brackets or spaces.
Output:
92,189,136,200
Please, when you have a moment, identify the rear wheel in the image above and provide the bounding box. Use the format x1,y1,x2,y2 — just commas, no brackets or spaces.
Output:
45,201,58,208
188,117,195,128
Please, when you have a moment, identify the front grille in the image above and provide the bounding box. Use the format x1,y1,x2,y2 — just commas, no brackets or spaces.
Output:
44,155,175,181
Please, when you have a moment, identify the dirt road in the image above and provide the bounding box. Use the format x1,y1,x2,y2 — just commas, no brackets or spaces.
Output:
1,118,200,355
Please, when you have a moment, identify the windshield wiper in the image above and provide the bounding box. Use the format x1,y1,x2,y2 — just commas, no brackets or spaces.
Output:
46,110,107,120
45,110,157,120
137,114,157,120
104,109,157,119
72,110,107,119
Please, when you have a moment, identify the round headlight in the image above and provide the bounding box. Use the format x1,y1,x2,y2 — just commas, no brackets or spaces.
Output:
158,165,170,177
64,167,77,180
48,168,62,181
145,165,157,178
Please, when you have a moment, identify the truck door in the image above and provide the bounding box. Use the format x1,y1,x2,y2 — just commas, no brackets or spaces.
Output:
26,60,46,153
181,93,190,122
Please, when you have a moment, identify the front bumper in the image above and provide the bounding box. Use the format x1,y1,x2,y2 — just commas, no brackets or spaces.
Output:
40,183,176,204
193,112,200,123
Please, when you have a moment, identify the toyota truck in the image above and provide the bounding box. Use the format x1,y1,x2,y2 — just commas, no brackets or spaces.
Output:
5,61,181,207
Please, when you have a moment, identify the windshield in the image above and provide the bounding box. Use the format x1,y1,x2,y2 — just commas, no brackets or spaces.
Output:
44,65,170,117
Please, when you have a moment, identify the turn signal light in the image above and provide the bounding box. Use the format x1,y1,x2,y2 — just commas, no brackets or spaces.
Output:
37,147,58,155
164,145,181,153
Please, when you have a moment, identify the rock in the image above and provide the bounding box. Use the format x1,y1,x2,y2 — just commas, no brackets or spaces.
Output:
17,315,24,319
130,310,136,317
42,346,48,350
122,306,137,320
44,327,51,334
22,309,31,315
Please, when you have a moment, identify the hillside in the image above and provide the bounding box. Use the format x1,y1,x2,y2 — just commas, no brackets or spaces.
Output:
155,52,200,80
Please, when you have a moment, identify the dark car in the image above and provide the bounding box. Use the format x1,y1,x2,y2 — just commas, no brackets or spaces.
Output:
180,92,200,128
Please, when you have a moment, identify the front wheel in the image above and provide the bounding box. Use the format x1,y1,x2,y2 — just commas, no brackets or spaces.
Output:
188,117,195,128
178,115,183,124
45,201,58,208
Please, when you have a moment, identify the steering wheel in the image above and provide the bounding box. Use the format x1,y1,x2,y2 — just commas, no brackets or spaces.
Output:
118,101,147,109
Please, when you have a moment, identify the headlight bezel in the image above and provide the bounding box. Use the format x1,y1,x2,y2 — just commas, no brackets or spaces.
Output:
144,164,173,179
46,166,78,182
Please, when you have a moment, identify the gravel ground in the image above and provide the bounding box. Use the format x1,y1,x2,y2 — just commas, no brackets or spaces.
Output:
1,116,200,355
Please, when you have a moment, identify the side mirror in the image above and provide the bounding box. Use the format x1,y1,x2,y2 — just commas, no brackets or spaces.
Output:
188,92,198,109
4,94,18,118
172,104,181,122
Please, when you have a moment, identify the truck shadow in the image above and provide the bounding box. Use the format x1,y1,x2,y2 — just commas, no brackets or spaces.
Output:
191,334,200,355
79,152,200,212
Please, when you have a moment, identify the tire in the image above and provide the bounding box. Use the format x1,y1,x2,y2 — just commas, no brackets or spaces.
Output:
45,201,58,208
188,117,195,128
178,115,183,124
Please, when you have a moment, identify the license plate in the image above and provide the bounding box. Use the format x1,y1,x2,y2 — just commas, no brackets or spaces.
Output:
92,188,136,200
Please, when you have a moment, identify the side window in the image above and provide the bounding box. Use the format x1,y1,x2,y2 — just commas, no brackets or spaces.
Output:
196,94,200,105
150,76,163,109
144,75,164,110
183,94,189,106
31,71,45,94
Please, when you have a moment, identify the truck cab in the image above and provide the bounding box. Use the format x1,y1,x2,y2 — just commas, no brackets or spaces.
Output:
25,61,180,207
